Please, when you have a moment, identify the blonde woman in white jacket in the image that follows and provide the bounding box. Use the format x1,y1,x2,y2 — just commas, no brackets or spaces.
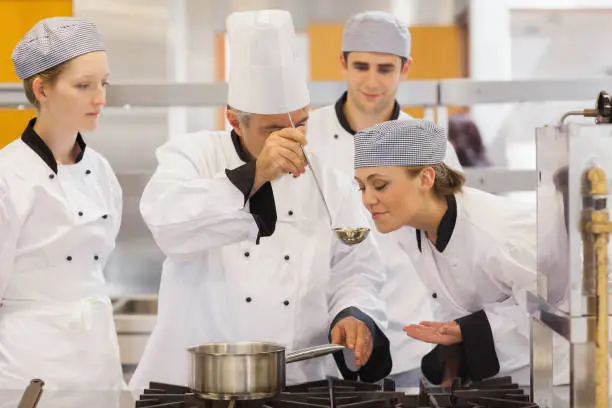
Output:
0,17,123,393
353,119,537,387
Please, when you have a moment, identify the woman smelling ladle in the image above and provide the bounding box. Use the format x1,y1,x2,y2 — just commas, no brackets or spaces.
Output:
353,119,536,386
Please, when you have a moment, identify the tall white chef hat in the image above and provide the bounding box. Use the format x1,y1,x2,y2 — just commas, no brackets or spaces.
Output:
12,17,105,80
342,11,411,59
226,10,310,115
354,119,446,169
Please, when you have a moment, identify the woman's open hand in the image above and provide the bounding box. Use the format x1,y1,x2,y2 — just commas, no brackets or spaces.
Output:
403,320,462,346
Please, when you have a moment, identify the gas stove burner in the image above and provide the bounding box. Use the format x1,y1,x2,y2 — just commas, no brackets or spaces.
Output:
135,376,538,408
419,376,536,408
135,377,403,408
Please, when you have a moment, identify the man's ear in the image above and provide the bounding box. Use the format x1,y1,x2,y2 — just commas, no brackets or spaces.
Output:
401,57,413,77
339,52,348,70
226,109,244,136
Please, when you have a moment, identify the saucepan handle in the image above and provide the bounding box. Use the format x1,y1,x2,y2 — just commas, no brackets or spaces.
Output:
18,379,44,408
286,344,345,364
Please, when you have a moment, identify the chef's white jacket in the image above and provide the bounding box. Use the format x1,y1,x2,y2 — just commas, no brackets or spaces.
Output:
0,118,124,390
129,129,390,391
391,187,537,385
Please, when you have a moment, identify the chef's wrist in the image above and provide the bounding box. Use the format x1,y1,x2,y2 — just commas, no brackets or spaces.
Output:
251,178,265,196
449,320,463,343
330,307,376,339
251,160,267,195
454,310,499,380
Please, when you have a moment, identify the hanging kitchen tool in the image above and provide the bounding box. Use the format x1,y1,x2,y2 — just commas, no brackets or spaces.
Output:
17,379,44,408
559,90,612,124
287,113,370,246
187,341,344,402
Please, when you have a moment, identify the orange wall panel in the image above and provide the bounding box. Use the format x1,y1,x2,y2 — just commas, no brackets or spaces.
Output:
407,26,464,79
403,25,466,118
0,0,73,148
214,31,226,130
308,24,345,81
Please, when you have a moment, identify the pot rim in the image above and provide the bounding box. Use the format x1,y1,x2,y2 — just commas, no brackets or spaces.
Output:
187,341,287,357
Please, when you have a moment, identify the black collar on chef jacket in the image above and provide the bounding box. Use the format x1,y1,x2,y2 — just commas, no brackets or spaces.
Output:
334,91,401,135
416,195,457,253
21,117,87,174
230,129,254,163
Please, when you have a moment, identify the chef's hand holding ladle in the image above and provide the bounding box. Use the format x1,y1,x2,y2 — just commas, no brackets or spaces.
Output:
251,126,308,194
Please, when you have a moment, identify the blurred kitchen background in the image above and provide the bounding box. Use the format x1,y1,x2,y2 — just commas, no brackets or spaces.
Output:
1,0,612,379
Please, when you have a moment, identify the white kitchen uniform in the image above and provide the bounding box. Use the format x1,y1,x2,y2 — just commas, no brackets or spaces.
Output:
0,119,124,390
391,187,536,385
129,130,388,391
305,99,461,382
367,231,435,380
306,102,463,177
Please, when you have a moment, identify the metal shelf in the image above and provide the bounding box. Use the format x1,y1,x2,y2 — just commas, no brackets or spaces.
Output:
463,167,536,193
1,78,610,108
439,78,612,105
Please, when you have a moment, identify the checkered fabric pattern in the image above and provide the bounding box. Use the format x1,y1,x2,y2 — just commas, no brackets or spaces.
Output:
342,11,411,58
354,119,447,169
12,17,105,80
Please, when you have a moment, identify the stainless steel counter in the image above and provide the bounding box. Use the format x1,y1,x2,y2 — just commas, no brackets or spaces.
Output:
103,174,165,298
112,297,158,379
0,390,137,408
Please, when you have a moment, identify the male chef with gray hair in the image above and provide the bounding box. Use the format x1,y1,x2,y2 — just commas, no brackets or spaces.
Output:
306,11,463,387
129,9,391,390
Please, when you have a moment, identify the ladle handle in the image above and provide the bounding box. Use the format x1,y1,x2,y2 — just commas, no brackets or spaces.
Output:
286,344,345,364
288,113,334,226
299,145,334,225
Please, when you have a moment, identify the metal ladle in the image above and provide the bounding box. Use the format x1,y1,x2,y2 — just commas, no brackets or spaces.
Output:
287,113,369,246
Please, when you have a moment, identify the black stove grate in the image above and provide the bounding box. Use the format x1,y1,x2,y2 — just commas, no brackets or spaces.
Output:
420,376,537,408
135,377,404,408
135,376,538,408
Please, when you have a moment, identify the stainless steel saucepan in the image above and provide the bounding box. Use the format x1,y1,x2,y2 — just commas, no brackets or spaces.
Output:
187,342,345,401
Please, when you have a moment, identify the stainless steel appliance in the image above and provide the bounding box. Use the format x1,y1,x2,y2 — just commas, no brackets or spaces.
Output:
530,91,612,408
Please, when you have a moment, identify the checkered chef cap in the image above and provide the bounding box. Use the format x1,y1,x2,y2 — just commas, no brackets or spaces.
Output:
342,11,411,59
12,17,105,80
354,119,447,169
